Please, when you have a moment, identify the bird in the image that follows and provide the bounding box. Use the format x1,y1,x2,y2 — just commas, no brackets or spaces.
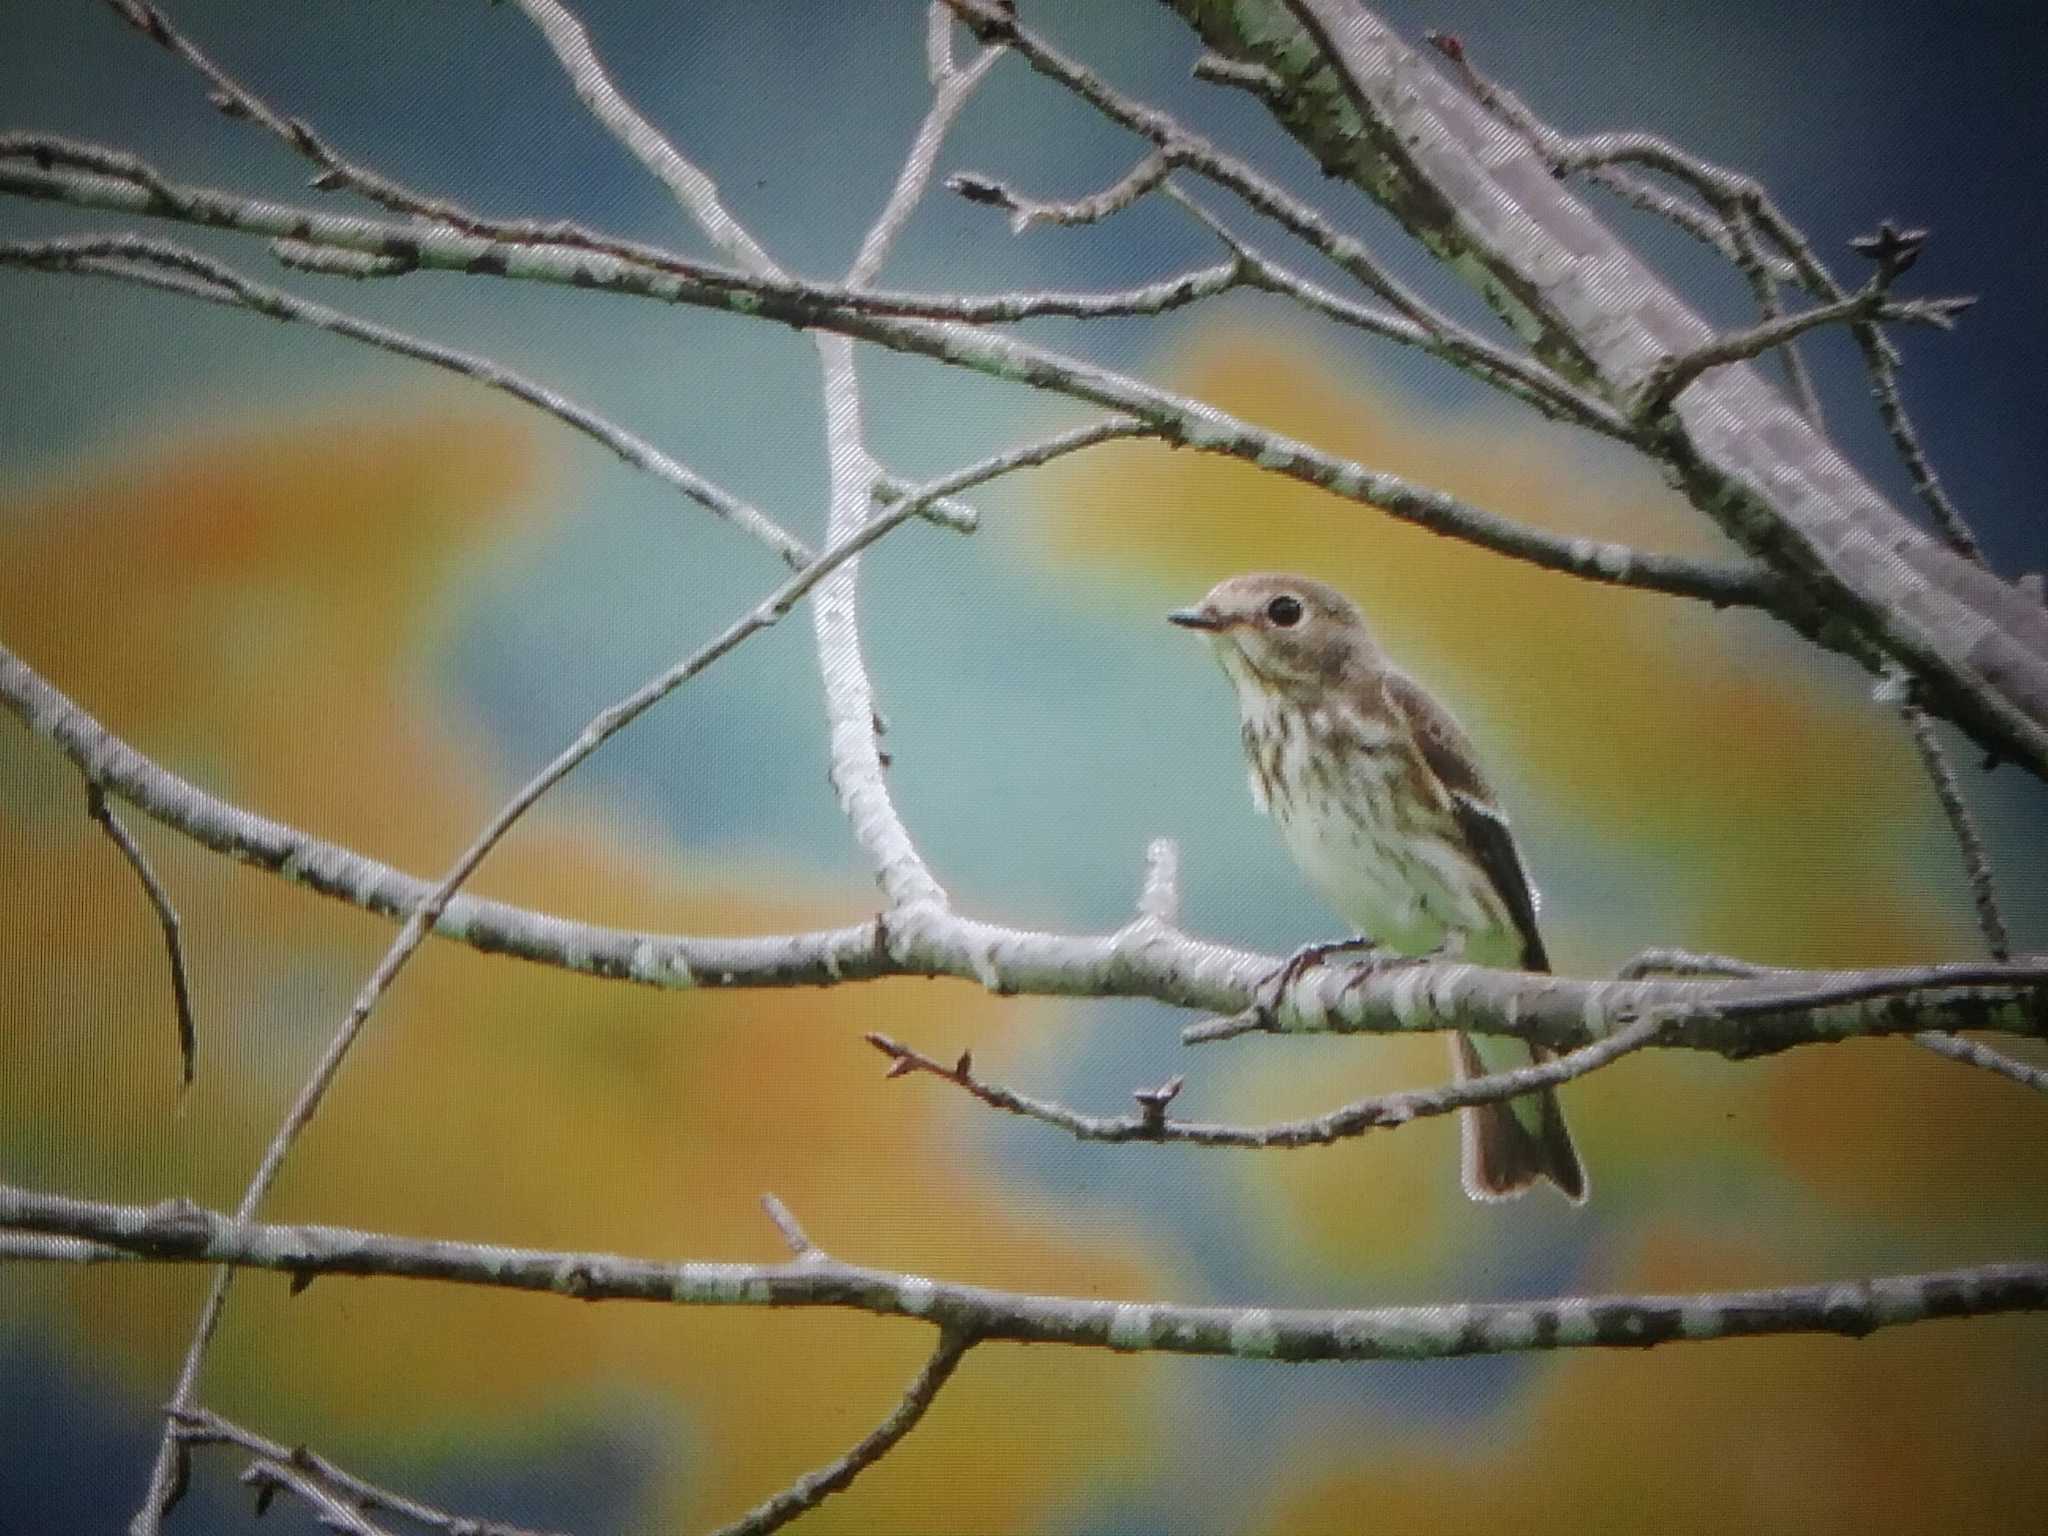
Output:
1169,572,1586,1203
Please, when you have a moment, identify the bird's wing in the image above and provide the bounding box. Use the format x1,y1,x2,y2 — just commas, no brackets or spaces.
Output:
1384,671,1550,972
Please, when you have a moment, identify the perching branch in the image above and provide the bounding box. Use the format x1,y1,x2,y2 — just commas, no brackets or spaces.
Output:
8,642,2047,1058
6,1182,2045,1360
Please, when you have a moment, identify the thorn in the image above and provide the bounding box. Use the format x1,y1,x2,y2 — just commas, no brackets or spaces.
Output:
207,90,251,120
308,168,347,192
288,1268,315,1297
954,1049,973,1078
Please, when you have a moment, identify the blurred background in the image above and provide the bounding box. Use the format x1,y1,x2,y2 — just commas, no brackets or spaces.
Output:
3,2,2046,1532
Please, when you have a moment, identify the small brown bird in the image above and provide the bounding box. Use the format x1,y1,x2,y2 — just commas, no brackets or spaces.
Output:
1170,573,1586,1203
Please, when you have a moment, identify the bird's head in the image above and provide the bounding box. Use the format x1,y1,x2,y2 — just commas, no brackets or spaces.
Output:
1168,572,1376,694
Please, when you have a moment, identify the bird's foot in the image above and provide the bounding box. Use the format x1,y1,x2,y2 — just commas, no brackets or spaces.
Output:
1255,935,1388,1024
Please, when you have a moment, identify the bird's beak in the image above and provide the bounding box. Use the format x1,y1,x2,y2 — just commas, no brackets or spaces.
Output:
1168,606,1224,631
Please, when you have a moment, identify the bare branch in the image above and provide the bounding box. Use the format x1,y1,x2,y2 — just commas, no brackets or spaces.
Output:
1161,183,1632,436
85,780,197,1087
939,3,1550,379
7,1182,2044,1360
1133,838,1181,928
852,16,1002,282
808,11,1005,922
506,0,784,275
8,641,2047,1056
706,1329,973,1536
1895,680,2011,962
1433,39,1986,559
1633,287,1974,419
1855,322,1985,562
128,435,957,1535
1191,52,1284,100
0,149,1780,611
1161,0,2048,778
760,1194,815,1260
94,4,731,291
948,152,1172,232
0,1229,135,1264
240,1458,398,1536
866,1014,1663,1147
1909,1032,2048,1094
172,1408,567,1536
0,232,814,567
1885,676,2045,1094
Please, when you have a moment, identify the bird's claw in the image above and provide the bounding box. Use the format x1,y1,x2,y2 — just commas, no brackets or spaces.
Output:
1254,935,1390,1023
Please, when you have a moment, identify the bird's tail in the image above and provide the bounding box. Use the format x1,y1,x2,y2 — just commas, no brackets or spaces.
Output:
1451,1031,1588,1204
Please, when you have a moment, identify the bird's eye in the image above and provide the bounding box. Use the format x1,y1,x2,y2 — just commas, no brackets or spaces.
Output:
1265,594,1304,627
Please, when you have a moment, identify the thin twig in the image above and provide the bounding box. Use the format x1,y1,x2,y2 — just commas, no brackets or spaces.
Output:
759,1193,815,1259
1,233,815,566
867,1015,1662,1147
172,1408,568,1536
126,448,958,1536
947,151,1171,232
86,781,197,1086
706,1329,974,1536
93,5,740,289
1633,287,1972,417
1421,33,1989,559
1896,686,2011,961
1890,679,2043,1092
241,1458,398,1536
938,3,1579,395
1854,323,1986,561
1615,947,1771,980
1160,183,1631,436
0,147,1781,611
1425,28,1820,419
508,0,784,275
